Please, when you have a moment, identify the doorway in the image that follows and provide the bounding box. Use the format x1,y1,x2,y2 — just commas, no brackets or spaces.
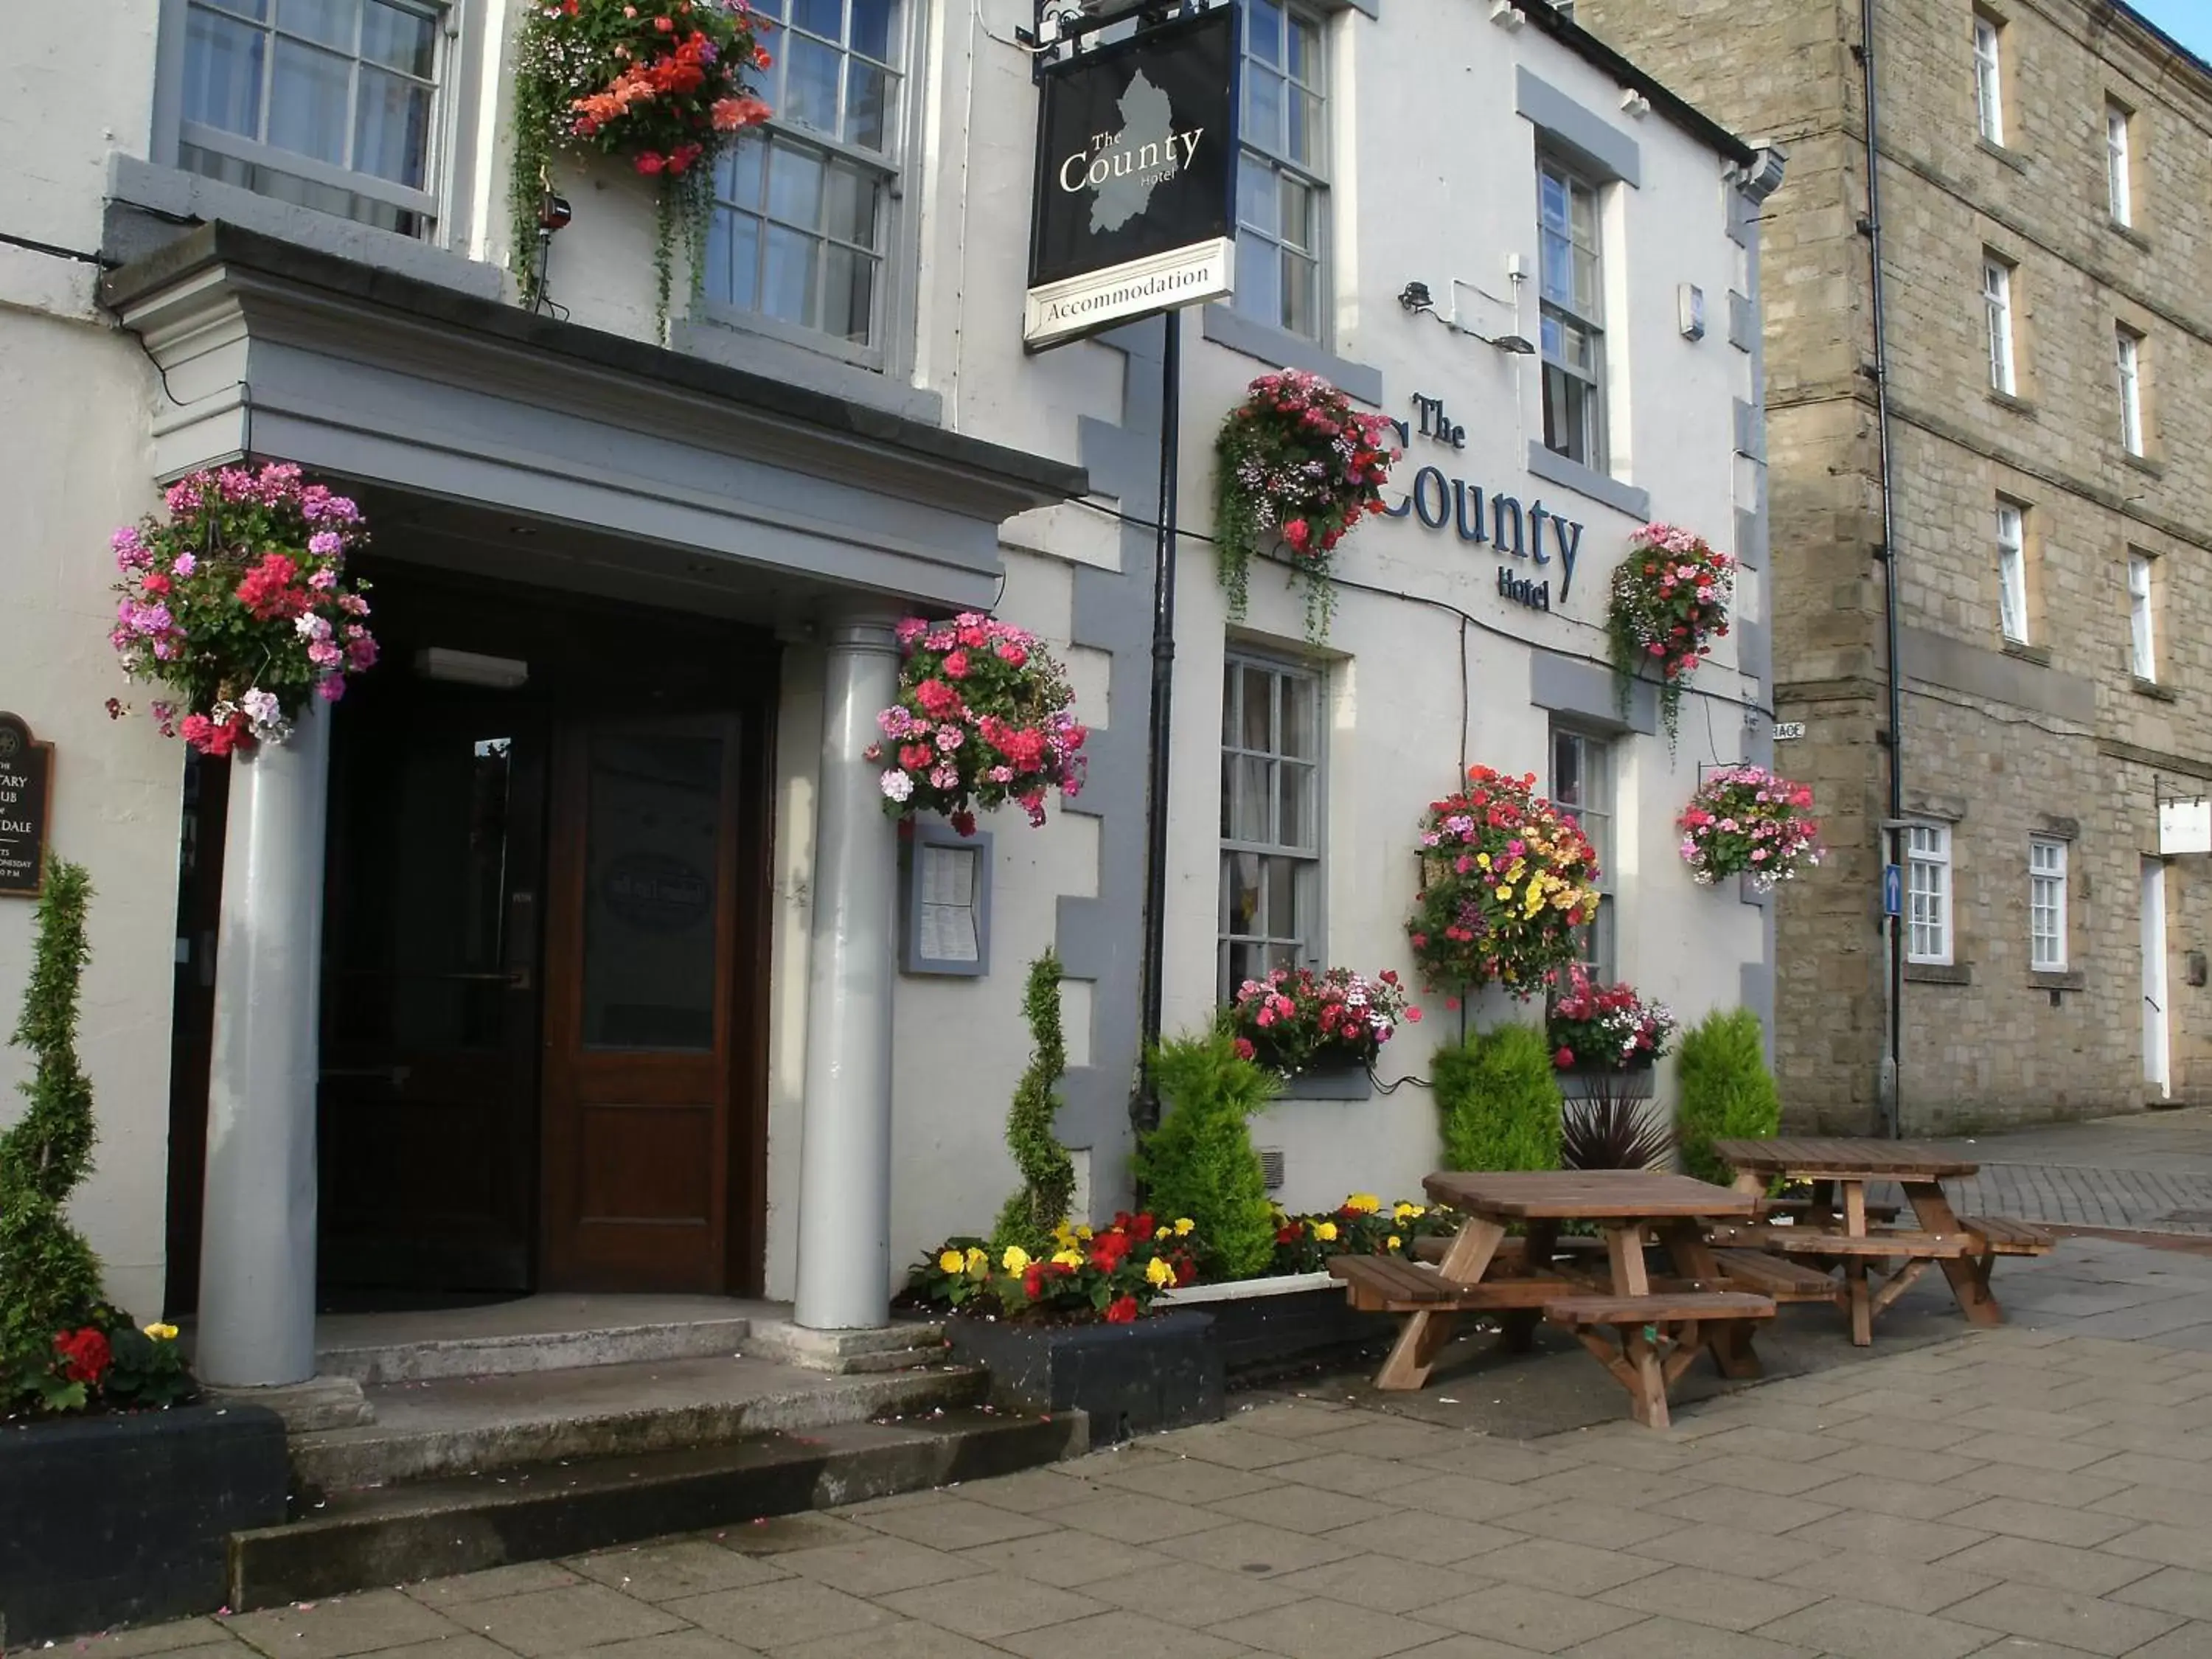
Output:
2143,857,2171,1102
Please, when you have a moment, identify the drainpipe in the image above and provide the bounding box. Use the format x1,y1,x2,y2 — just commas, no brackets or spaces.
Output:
1859,0,1905,1138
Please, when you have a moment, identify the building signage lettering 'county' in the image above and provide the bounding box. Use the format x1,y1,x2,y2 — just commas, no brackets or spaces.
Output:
1382,393,1586,612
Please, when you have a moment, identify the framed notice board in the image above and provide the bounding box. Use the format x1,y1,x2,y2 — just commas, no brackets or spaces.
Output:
0,713,53,898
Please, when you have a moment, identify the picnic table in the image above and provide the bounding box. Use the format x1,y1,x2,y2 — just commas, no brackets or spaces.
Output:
1708,1136,2055,1345
1329,1169,1775,1427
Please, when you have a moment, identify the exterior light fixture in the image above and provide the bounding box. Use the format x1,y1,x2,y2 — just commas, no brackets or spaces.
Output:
1398,280,1436,315
416,648,530,689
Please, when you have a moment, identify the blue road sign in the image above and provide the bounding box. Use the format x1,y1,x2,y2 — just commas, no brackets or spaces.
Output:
1882,863,1903,918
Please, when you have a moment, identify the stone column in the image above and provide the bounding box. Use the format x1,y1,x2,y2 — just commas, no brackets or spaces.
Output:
195,700,331,1388
795,608,902,1330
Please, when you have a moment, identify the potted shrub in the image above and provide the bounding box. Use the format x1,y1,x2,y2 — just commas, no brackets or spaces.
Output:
1676,1008,1783,1185
1433,1023,1564,1172
1223,965,1419,1097
1679,766,1824,891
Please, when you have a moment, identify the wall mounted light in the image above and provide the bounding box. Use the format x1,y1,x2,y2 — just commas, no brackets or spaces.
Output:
417,648,529,689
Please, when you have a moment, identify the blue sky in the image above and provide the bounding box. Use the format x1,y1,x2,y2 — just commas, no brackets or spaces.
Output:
2126,0,2212,61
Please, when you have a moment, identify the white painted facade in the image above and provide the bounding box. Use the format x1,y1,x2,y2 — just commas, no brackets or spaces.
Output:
0,0,1775,1337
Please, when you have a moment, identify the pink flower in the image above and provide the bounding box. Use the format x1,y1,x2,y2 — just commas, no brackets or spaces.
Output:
942,650,970,680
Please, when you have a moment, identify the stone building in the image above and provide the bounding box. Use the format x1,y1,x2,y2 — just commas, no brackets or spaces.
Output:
1576,0,2212,1132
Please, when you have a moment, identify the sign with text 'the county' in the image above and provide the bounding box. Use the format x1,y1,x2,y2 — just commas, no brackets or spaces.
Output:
1024,5,1238,350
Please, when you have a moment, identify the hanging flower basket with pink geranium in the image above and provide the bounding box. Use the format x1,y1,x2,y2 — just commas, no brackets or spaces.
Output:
1222,966,1420,1079
1605,522,1735,748
1678,765,1823,891
107,465,378,757
1213,369,1400,643
867,615,1088,836
510,0,774,330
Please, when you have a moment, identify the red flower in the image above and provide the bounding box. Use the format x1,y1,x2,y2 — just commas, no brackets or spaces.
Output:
635,150,667,174
53,1327,111,1385
1554,1047,1575,1068
942,650,971,680
1022,1264,1045,1300
1130,1214,1157,1242
1091,1231,1132,1273
1233,1037,1256,1061
949,810,977,838
1105,1295,1140,1324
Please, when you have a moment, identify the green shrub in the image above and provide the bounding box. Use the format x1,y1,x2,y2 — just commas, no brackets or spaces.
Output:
1135,1032,1279,1281
1434,1022,1562,1172
1676,1007,1782,1184
991,950,1077,1253
0,860,103,1357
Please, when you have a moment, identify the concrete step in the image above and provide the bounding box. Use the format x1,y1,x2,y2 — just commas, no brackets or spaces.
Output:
291,1354,989,1494
231,1405,1086,1610
742,1316,949,1374
317,1318,755,1387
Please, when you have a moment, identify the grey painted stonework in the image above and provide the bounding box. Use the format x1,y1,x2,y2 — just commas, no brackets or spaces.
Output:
673,313,944,425
1529,647,1658,737
1731,184,1777,1051
1727,289,1753,352
1735,506,1767,572
1200,305,1385,407
1733,397,1763,462
1526,439,1652,521
1514,67,1642,187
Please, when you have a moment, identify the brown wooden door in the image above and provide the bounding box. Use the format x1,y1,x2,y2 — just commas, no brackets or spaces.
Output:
319,703,549,1290
540,714,746,1291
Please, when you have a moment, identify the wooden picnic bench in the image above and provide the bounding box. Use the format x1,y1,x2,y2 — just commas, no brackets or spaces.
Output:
1335,1169,1773,1427
1709,1137,2056,1345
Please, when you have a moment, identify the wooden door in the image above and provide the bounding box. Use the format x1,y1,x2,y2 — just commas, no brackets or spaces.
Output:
319,704,549,1290
540,714,746,1291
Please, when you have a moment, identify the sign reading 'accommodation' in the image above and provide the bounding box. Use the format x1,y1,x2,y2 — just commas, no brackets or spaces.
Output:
1024,6,1238,350
0,713,53,898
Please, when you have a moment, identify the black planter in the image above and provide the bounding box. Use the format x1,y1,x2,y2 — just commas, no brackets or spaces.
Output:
1557,1064,1656,1100
0,1403,288,1644
945,1310,1222,1444
1193,1285,1391,1371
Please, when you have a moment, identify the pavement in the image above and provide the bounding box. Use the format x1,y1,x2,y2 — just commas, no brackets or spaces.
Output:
1927,1105,2212,1238
34,1108,2212,1659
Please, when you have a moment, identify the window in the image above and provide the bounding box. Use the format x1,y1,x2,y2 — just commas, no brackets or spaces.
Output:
1995,501,2028,644
2117,326,2144,454
1234,0,1328,342
1220,657,1322,999
1906,823,1952,966
706,0,905,356
1551,725,1614,981
1974,14,2005,145
2030,838,2067,971
178,0,445,237
2130,552,2157,681
1983,257,2016,395
2107,101,2134,226
1539,156,1606,469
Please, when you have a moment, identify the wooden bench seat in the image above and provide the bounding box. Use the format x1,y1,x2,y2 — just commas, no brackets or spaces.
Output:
1764,1197,1902,1223
1327,1254,1571,1312
1411,1233,1607,1267
1961,1215,2056,1255
1542,1290,1776,1428
1762,1229,1975,1259
1543,1291,1777,1326
1713,1248,1846,1302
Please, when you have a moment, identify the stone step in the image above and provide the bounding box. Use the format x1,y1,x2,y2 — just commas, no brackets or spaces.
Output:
231,1405,1086,1611
742,1317,949,1374
316,1318,756,1387
290,1354,989,1494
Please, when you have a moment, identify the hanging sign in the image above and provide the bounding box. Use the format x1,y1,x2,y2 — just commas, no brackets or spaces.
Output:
1024,5,1239,351
2160,798,2211,856
0,713,54,898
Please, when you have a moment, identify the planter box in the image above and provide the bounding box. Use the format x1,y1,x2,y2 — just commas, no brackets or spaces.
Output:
1162,1273,1391,1371
1557,1067,1655,1101
1273,1063,1375,1101
945,1310,1222,1444
0,1403,288,1644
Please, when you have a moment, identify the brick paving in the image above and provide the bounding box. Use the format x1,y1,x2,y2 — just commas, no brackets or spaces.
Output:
46,1231,2212,1659
1923,1105,2212,1237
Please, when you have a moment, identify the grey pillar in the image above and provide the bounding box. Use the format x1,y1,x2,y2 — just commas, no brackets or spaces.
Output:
795,608,902,1329
195,700,330,1387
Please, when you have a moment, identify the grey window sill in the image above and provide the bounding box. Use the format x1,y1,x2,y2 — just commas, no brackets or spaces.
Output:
1988,389,2039,420
1524,440,1651,520
2109,218,2151,251
1905,961,1973,986
2002,640,2051,667
2132,676,2176,702
2124,450,2164,479
2029,970,2085,992
1978,136,2029,175
1200,305,1385,407
672,309,942,425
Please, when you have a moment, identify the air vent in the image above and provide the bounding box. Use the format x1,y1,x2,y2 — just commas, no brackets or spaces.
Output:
1259,1147,1287,1192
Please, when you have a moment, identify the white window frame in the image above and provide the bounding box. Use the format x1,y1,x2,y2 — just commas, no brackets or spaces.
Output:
2030,837,2067,972
1995,501,2028,645
1219,654,1325,1001
1539,153,1607,472
1550,723,1615,983
1906,823,1953,967
1975,14,2005,145
2107,100,2134,226
2118,327,2145,455
703,0,911,369
1234,0,1331,345
2129,552,2157,681
1983,257,2016,395
168,0,453,237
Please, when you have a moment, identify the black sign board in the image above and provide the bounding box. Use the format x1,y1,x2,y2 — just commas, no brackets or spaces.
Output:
0,714,53,899
1024,6,1239,350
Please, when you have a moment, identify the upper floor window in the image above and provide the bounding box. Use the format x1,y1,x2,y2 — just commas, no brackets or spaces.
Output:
2106,100,2134,226
1974,14,2005,145
1551,723,1615,981
1220,655,1323,1000
179,0,445,237
1539,155,1605,470
1995,500,2028,645
1234,0,1329,343
1906,823,1952,966
2129,551,2157,681
2029,837,2067,972
1982,256,2016,395
706,0,905,360
2117,326,2145,454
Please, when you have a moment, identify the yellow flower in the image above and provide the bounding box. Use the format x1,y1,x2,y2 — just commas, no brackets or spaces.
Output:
1145,1256,1176,1287
1312,1221,1339,1242
1344,1194,1381,1214
1075,1225,1094,1241
144,1322,179,1342
1394,1202,1424,1220
938,1249,967,1276
1476,852,1492,869
1002,1245,1032,1273
1051,1248,1085,1268
1051,1222,1078,1248
964,1247,991,1279
1495,885,1514,902
1174,1217,1195,1236
1387,1236,1402,1252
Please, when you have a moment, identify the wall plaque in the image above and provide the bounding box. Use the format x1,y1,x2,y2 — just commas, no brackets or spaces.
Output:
0,713,54,898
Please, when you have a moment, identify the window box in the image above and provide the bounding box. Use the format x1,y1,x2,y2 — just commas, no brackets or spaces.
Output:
1557,1061,1655,1102
1273,1059,1375,1100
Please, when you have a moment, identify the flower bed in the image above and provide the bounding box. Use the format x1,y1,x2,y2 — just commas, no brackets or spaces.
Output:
1606,522,1734,746
1407,767,1602,998
1214,369,1400,641
869,613,1087,836
1679,766,1823,890
108,465,377,755
909,1214,1199,1326
1225,967,1419,1079
6,1309,195,1419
